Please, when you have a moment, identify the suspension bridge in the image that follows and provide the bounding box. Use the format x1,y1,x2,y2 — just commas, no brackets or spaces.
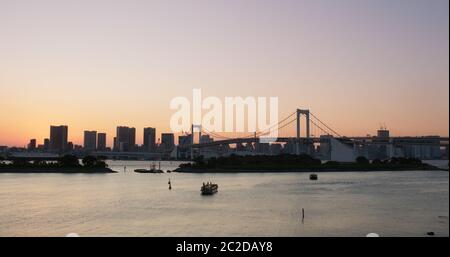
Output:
179,109,449,161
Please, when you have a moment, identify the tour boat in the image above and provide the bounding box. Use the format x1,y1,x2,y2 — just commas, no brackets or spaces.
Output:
201,182,218,195
309,174,318,180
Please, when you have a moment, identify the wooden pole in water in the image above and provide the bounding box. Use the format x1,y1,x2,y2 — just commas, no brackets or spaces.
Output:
302,208,305,222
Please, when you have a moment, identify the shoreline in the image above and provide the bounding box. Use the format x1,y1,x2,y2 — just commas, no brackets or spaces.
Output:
0,167,116,173
174,166,445,173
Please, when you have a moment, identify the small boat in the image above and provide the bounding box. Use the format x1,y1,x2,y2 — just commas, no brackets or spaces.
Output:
201,182,218,195
134,162,164,173
134,168,164,173
309,174,318,180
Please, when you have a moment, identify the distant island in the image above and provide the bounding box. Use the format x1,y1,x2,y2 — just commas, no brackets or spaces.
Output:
174,154,442,173
0,155,116,173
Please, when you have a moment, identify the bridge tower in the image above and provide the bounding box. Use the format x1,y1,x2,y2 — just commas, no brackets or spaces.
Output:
191,124,202,160
296,109,310,154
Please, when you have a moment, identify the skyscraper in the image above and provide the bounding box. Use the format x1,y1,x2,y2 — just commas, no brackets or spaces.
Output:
43,138,50,152
115,126,136,152
97,133,107,151
84,131,97,151
50,125,68,153
161,133,175,151
129,128,136,150
28,139,36,150
178,135,192,147
200,135,213,144
67,142,74,151
143,127,156,152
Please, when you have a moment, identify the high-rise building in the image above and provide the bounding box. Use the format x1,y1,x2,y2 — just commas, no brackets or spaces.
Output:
377,129,390,139
28,139,36,150
84,131,97,151
67,142,74,151
129,128,136,150
177,135,192,159
178,135,192,147
200,135,213,144
115,126,136,152
143,127,156,152
161,133,175,151
50,125,68,153
43,138,50,152
97,133,107,151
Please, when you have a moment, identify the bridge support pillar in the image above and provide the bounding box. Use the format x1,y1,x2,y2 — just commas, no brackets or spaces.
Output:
191,124,202,160
191,124,193,160
296,109,300,155
296,109,311,155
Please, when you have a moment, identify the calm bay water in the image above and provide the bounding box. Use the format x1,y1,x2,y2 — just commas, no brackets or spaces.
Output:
0,160,448,237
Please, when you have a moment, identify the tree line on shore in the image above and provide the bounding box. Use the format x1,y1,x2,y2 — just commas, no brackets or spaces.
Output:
0,155,107,168
179,154,430,169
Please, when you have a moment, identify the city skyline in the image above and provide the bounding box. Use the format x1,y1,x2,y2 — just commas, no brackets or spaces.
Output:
5,120,448,150
1,0,449,147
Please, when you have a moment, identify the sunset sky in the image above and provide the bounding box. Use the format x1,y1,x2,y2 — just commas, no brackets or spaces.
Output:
0,0,448,147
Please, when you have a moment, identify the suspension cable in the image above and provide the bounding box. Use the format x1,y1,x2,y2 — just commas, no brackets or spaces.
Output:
310,112,341,137
250,110,297,138
309,119,330,136
257,117,297,137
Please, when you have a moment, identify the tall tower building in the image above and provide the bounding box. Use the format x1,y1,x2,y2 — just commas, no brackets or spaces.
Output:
97,133,107,151
143,127,156,152
43,138,50,152
178,135,192,147
84,131,97,151
28,139,36,150
50,125,68,153
115,126,136,152
161,133,175,151
129,128,136,150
